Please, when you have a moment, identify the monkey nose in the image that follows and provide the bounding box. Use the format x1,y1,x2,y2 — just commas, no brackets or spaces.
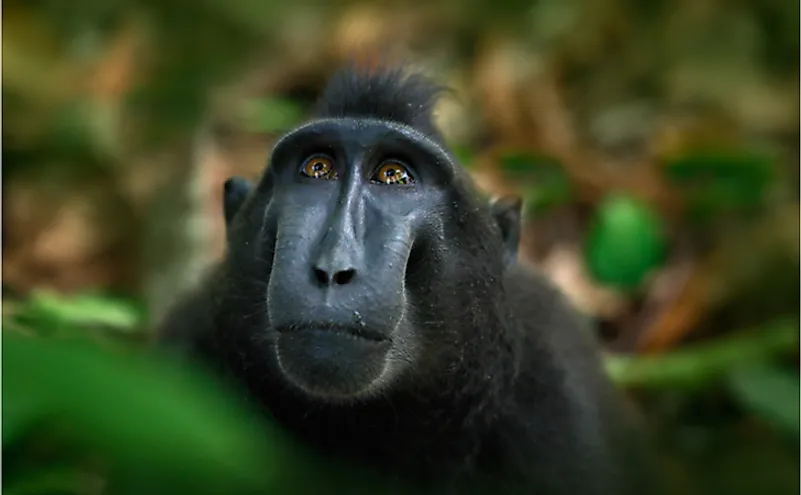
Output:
313,266,357,287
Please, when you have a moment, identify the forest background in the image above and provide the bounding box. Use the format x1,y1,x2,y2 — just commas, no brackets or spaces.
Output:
3,1,799,494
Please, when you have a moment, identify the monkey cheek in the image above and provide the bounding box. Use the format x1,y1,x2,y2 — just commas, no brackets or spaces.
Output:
275,329,392,400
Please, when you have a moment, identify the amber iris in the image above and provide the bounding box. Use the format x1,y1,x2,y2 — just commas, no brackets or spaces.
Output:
302,156,337,179
373,162,414,185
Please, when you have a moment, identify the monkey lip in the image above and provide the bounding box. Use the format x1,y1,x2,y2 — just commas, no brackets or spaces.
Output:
274,324,392,399
275,324,389,343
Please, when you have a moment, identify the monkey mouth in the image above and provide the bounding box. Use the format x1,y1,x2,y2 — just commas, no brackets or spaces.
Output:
273,324,392,399
275,324,388,343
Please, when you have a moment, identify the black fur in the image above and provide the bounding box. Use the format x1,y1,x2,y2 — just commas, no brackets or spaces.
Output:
157,65,658,495
223,177,252,227
314,64,447,142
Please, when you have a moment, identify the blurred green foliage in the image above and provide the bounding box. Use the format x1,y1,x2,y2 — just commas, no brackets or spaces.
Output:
585,194,667,290
728,364,801,439
606,318,797,392
451,144,477,169
4,334,276,492
2,0,798,493
240,97,306,134
4,293,797,494
497,152,573,215
12,291,144,335
664,149,778,221
3,295,403,495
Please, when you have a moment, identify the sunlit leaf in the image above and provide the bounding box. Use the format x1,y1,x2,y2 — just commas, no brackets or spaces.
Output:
606,318,798,389
25,291,143,332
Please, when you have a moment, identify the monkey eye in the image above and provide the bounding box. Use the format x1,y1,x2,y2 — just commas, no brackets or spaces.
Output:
372,161,415,186
301,155,338,180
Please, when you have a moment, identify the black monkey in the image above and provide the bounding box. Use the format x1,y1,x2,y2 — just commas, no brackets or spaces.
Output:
158,65,657,494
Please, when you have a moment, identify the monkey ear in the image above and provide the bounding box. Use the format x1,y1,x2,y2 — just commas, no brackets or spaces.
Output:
490,195,523,266
223,176,253,226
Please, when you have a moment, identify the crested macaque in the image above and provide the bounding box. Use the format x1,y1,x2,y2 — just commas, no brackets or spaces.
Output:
157,65,657,494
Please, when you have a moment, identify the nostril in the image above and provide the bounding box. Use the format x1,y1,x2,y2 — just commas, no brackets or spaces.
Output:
313,268,329,285
333,269,356,285
313,267,355,286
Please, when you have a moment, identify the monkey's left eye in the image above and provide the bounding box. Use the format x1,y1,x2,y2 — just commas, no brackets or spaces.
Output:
301,155,338,180
372,161,414,186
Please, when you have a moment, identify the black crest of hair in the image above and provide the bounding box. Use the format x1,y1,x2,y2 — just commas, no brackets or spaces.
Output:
156,63,664,495
314,64,447,142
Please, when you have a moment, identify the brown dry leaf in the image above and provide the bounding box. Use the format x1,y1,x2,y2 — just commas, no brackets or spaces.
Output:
3,181,136,294
329,3,448,65
194,131,273,262
540,244,631,320
331,5,394,62
433,68,482,145
636,205,800,353
88,20,147,101
473,35,673,211
139,124,273,326
472,35,541,143
194,137,229,263
470,149,521,199
650,108,742,161
621,256,699,352
30,198,106,267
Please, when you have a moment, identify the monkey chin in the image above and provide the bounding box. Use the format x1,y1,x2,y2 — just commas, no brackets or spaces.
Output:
274,326,392,402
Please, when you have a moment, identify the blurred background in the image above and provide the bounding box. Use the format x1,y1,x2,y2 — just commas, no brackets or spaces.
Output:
3,0,799,494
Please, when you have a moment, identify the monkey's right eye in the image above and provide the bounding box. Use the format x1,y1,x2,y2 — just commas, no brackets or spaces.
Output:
301,156,338,180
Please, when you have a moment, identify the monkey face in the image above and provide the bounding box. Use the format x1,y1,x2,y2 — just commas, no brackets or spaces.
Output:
222,118,516,403
248,118,455,401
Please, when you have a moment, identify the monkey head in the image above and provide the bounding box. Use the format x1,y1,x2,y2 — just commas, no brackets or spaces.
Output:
219,68,523,404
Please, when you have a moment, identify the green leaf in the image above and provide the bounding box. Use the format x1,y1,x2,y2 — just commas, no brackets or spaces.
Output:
3,468,93,495
2,332,401,494
728,364,800,438
2,334,278,492
663,149,776,218
240,97,305,133
1,390,49,448
497,152,572,214
25,291,143,332
605,317,798,389
584,193,666,289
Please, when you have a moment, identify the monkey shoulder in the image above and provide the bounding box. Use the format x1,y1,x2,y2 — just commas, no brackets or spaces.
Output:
155,264,229,363
485,263,648,494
